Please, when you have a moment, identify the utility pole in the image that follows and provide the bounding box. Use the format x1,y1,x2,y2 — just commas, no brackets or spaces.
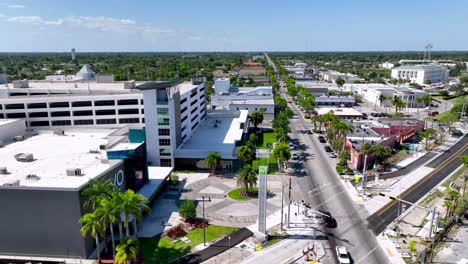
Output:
288,177,292,227
280,182,284,230
362,154,368,194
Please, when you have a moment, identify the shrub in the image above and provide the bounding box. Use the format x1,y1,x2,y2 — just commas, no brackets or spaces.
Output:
170,173,180,186
179,200,196,219
165,224,187,239
409,241,417,253
336,165,344,174
185,217,209,229
304,114,310,119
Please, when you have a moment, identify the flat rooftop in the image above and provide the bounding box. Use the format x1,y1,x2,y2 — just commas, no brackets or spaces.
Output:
0,119,20,126
0,130,122,189
175,110,248,159
316,107,364,117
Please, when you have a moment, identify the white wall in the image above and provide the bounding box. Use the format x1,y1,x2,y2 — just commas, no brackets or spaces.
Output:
0,120,27,143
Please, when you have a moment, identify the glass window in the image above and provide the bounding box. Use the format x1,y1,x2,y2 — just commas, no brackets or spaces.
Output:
158,129,170,136
160,149,171,156
160,159,172,167
157,108,169,115
159,138,171,146
158,118,170,126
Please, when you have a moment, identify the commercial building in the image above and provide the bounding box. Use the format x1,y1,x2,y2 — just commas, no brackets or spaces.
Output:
391,64,449,85
320,70,364,84
239,66,266,77
315,96,355,107
316,107,364,120
381,62,395,69
138,79,207,167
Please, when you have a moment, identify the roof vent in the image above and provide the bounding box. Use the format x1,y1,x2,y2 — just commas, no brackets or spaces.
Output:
25,174,40,181
13,79,29,88
99,144,107,150
14,135,25,141
66,168,84,176
54,129,65,136
3,180,20,187
0,167,8,174
14,153,34,162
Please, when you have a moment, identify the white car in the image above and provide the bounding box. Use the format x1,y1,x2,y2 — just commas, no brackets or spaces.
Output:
335,246,351,264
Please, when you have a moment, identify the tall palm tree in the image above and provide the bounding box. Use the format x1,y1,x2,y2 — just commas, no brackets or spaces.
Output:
237,145,254,166
392,96,407,114
378,95,387,109
360,142,373,172
205,152,222,175
115,238,138,264
275,127,289,143
236,165,258,193
273,142,291,172
119,190,150,238
317,115,325,132
444,200,454,220
368,145,392,167
249,111,264,134
82,179,117,210
333,121,354,151
96,194,122,258
80,212,104,262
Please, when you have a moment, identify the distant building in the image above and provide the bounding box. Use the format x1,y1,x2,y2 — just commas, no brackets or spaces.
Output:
46,64,97,81
252,55,265,61
381,62,395,69
316,107,364,120
212,69,229,79
391,64,449,85
0,73,6,84
315,96,355,107
320,70,364,84
239,66,266,77
71,48,76,61
243,61,262,66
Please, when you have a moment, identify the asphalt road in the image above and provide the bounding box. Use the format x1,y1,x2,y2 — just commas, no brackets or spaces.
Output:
265,53,389,264
367,135,468,235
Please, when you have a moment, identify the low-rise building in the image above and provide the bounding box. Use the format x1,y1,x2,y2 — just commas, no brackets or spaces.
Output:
320,70,364,84
316,107,364,120
391,64,449,85
315,96,355,107
239,66,266,77
381,62,395,69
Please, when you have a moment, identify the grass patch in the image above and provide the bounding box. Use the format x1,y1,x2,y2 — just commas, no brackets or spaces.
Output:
228,187,259,201
252,157,278,174
442,167,465,188
266,233,289,247
258,132,276,149
422,189,444,206
140,225,239,264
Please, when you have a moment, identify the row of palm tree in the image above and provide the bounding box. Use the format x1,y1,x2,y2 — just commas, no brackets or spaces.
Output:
79,179,150,263
360,142,392,170
205,152,222,175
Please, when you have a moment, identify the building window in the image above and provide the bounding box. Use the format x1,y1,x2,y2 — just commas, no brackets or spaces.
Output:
7,112,26,118
158,118,170,126
158,129,170,136
140,99,144,105
73,110,93,116
160,159,172,167
0,113,3,118
30,121,49,127
142,118,145,123
72,101,92,107
180,98,187,105
119,118,140,124
49,102,70,108
181,107,187,114
94,100,115,106
190,99,198,106
117,99,138,105
191,114,198,122
191,122,199,130
181,115,188,123
157,108,169,115
96,119,117,124
156,89,169,105
29,112,48,118
159,138,171,146
5,103,24,109
118,109,139,115
52,120,72,126
95,109,116,116
74,119,94,125
159,149,171,156
51,111,71,117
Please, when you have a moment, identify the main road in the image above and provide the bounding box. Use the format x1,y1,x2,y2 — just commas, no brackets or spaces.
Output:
265,53,390,263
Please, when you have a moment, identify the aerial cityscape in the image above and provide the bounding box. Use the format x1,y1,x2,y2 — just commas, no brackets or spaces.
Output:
0,1,467,264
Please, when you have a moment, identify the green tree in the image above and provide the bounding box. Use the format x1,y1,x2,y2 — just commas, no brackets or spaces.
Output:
392,97,407,114
273,142,291,172
444,200,454,220
368,145,392,166
236,165,258,193
333,121,353,151
79,212,104,262
205,152,222,175
81,179,117,210
178,200,197,219
96,194,122,258
460,155,468,167
115,238,138,264
419,128,437,151
119,190,150,237
378,95,387,109
335,77,345,86
275,127,289,143
249,111,264,134
237,145,254,165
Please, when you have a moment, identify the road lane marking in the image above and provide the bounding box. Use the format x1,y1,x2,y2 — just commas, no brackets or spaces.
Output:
356,246,378,263
376,144,467,216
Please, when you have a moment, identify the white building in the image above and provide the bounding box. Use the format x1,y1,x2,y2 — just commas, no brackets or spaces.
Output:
381,62,395,69
316,107,364,120
320,70,363,84
138,79,207,167
46,64,97,81
391,64,449,85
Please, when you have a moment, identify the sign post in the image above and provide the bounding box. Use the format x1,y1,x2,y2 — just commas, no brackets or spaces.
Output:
256,149,270,240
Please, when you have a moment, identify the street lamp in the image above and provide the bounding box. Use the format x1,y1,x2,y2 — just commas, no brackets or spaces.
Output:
201,196,211,246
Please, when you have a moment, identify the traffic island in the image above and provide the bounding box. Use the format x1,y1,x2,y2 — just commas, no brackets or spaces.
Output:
227,187,259,201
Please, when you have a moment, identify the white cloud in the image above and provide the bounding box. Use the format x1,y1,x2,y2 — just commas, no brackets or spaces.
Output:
6,16,62,25
7,4,25,8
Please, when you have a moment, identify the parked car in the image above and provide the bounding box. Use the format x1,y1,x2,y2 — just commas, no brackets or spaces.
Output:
307,130,313,134
320,211,337,228
328,152,337,158
324,146,333,152
318,136,326,143
291,154,299,160
335,246,351,264
428,111,439,116
288,142,296,149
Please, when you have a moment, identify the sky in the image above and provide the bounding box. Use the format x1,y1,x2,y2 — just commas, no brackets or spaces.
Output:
0,0,467,52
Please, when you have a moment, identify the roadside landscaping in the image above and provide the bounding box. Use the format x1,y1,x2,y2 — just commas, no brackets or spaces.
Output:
228,187,259,201
140,225,239,264
252,131,279,173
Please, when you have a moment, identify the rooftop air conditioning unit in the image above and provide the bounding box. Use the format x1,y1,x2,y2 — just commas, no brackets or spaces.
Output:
66,168,83,176
99,144,107,150
14,153,34,162
54,129,65,136
0,167,7,174
25,174,40,181
3,180,20,187
14,135,25,141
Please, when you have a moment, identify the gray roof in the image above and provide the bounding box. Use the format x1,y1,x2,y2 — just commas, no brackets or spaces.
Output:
77,64,95,74
393,64,446,71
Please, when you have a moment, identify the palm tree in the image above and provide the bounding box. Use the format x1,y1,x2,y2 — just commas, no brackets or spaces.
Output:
447,190,461,216
368,145,392,168
119,190,150,238
275,127,289,143
444,200,454,220
96,194,122,258
236,165,258,193
392,97,407,114
249,111,264,134
419,128,436,151
237,145,254,165
378,95,387,109
205,152,222,175
333,121,354,151
317,115,325,132
311,114,319,131
360,142,373,172
82,179,117,210
273,142,291,172
115,238,138,264
80,212,104,262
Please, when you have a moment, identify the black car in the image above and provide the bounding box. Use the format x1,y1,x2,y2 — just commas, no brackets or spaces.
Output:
324,146,333,152
318,136,326,143
320,211,338,228
307,130,313,134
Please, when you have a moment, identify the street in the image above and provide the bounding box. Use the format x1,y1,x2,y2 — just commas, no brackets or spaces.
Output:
265,53,390,264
